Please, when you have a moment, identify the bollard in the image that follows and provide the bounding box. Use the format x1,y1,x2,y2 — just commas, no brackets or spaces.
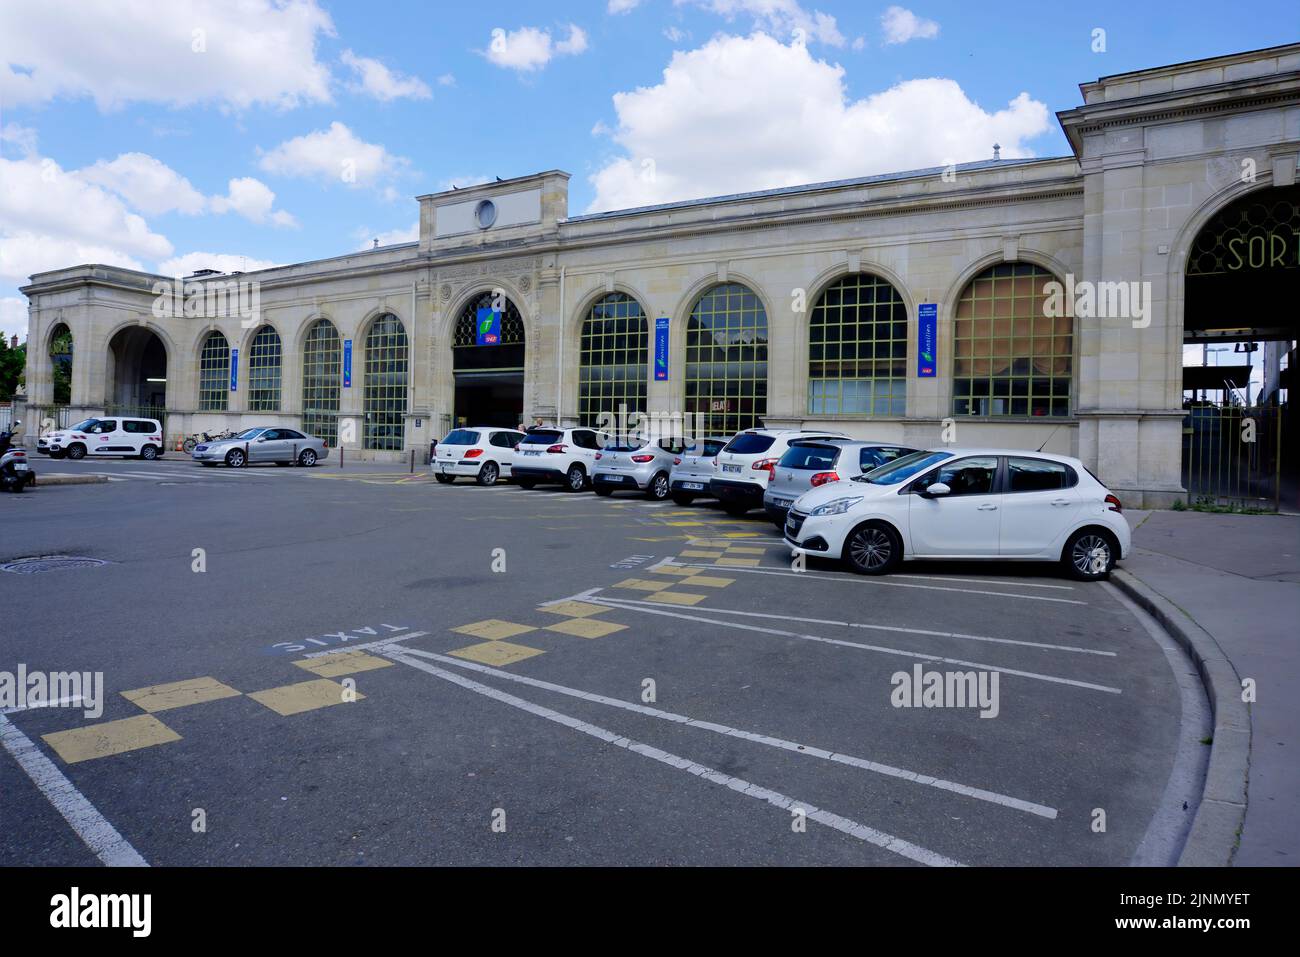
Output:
410,449,415,474
339,445,344,469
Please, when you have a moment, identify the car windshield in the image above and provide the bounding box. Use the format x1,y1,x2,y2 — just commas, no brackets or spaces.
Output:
442,429,480,446
854,450,953,485
69,419,100,431
724,433,775,455
233,428,266,440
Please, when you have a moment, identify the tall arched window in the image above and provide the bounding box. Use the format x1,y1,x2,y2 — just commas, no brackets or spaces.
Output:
685,283,768,435
808,273,907,416
953,263,1071,417
301,319,341,445
579,293,647,427
246,325,282,411
198,331,231,411
363,314,408,450
49,323,73,406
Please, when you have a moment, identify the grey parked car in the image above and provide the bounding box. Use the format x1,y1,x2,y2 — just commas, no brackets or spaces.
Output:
668,436,731,505
592,437,685,500
192,427,326,469
763,439,917,526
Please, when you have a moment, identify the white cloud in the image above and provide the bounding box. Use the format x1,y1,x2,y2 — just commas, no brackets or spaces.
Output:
608,0,643,13
664,26,689,43
587,33,1050,212
881,6,939,45
485,25,589,72
676,1,845,46
0,0,335,110
156,252,279,277
78,153,207,216
210,177,297,227
0,153,172,285
1,296,29,344
355,222,418,250
340,49,431,101
1,123,38,156
258,122,408,189
437,73,457,87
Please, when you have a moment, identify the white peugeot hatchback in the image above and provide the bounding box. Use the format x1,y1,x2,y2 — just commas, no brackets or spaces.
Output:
784,448,1130,581
711,428,849,516
511,427,613,492
432,427,525,485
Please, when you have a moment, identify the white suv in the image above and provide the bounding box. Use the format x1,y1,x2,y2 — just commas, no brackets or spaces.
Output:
39,417,166,461
711,428,848,516
511,427,612,492
432,427,525,486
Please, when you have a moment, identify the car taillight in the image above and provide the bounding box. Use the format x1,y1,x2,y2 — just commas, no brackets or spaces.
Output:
1105,493,1123,512
673,457,681,466
810,471,839,487
11,450,25,457
465,449,484,458
752,458,778,476
631,454,654,463
547,444,567,454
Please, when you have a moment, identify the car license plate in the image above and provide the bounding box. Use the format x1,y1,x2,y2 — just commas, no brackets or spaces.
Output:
14,463,28,471
439,463,453,472
523,449,541,456
682,482,704,490
605,475,625,482
772,498,791,508
722,464,741,474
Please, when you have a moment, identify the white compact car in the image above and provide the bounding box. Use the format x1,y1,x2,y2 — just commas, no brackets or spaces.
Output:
511,426,613,492
784,448,1130,581
432,427,525,485
669,436,731,505
711,428,849,516
39,417,165,461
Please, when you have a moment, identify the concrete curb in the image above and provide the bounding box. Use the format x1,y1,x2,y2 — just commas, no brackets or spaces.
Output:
31,473,110,487
1111,568,1250,867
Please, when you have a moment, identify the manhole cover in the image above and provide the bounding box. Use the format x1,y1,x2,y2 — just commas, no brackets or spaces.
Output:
0,556,109,574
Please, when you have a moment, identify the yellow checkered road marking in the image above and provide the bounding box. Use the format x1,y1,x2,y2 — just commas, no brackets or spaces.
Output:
715,557,761,567
545,618,627,639
248,679,364,716
120,676,241,713
611,578,671,592
42,715,181,764
647,591,708,606
539,600,610,618
448,641,544,667
294,651,394,678
452,619,538,641
684,575,734,588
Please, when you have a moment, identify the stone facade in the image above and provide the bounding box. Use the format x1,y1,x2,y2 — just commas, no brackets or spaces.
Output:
18,44,1300,505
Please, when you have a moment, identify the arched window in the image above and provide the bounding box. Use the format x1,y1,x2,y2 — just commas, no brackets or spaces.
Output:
953,263,1071,417
452,291,526,368
301,319,341,445
579,293,647,427
246,325,282,412
49,323,72,406
198,331,230,411
808,273,907,416
363,314,408,450
685,283,768,434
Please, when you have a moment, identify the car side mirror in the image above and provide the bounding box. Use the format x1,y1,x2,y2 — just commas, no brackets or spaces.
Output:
922,482,952,498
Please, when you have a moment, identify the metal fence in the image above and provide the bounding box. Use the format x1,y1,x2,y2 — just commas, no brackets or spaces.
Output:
104,404,168,434
1181,404,1284,510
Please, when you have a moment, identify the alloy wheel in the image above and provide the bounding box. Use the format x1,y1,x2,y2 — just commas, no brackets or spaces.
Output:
1071,535,1111,576
850,527,893,571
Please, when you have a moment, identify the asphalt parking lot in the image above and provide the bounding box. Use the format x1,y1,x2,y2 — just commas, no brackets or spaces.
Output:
1,457,1207,866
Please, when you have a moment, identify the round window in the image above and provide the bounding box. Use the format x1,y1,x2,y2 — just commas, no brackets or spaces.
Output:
475,200,497,229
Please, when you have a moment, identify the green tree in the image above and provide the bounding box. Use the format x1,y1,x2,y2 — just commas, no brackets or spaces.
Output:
51,330,72,404
0,338,25,400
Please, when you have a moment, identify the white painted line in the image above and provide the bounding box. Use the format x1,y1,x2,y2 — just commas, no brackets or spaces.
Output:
593,596,1115,657
0,712,148,867
588,593,1123,695
299,630,429,658
397,646,1057,819
894,573,1076,592
1,694,85,716
676,562,1088,605
382,648,962,866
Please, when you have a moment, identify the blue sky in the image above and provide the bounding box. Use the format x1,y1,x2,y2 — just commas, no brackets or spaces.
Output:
1,0,1295,343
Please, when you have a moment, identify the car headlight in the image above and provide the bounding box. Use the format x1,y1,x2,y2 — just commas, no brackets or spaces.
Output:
809,496,864,516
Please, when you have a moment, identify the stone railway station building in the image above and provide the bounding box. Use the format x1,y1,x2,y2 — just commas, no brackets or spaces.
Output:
18,44,1300,506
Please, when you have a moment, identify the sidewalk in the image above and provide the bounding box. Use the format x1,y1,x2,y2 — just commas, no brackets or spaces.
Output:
1122,508,1300,866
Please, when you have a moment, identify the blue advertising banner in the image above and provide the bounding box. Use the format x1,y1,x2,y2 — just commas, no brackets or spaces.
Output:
654,317,669,381
342,339,352,388
917,303,937,378
229,348,239,391
476,306,501,346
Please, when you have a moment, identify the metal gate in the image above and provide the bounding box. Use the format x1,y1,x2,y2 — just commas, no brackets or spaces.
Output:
104,404,169,436
1181,405,1284,510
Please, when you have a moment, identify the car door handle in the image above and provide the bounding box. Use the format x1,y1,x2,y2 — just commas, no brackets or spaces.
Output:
976,503,998,511
1050,499,1071,507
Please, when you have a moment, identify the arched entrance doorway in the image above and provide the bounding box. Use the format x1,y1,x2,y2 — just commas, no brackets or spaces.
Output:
107,326,167,419
452,291,525,428
1182,184,1298,509
48,323,73,406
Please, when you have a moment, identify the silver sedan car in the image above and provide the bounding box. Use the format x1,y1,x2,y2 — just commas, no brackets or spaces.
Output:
763,439,917,526
191,427,327,468
592,437,684,500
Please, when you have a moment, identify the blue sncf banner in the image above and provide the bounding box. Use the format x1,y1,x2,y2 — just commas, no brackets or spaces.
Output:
654,317,669,381
917,303,937,378
476,306,501,345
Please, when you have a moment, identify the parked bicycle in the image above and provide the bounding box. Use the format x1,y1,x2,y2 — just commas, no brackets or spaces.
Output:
182,429,237,454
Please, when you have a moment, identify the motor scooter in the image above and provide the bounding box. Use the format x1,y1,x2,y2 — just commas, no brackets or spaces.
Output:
0,419,36,493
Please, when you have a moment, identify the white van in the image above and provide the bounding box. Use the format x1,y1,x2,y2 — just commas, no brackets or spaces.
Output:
39,417,166,461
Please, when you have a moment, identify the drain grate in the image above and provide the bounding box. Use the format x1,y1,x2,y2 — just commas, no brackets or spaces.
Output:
1,555,109,574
